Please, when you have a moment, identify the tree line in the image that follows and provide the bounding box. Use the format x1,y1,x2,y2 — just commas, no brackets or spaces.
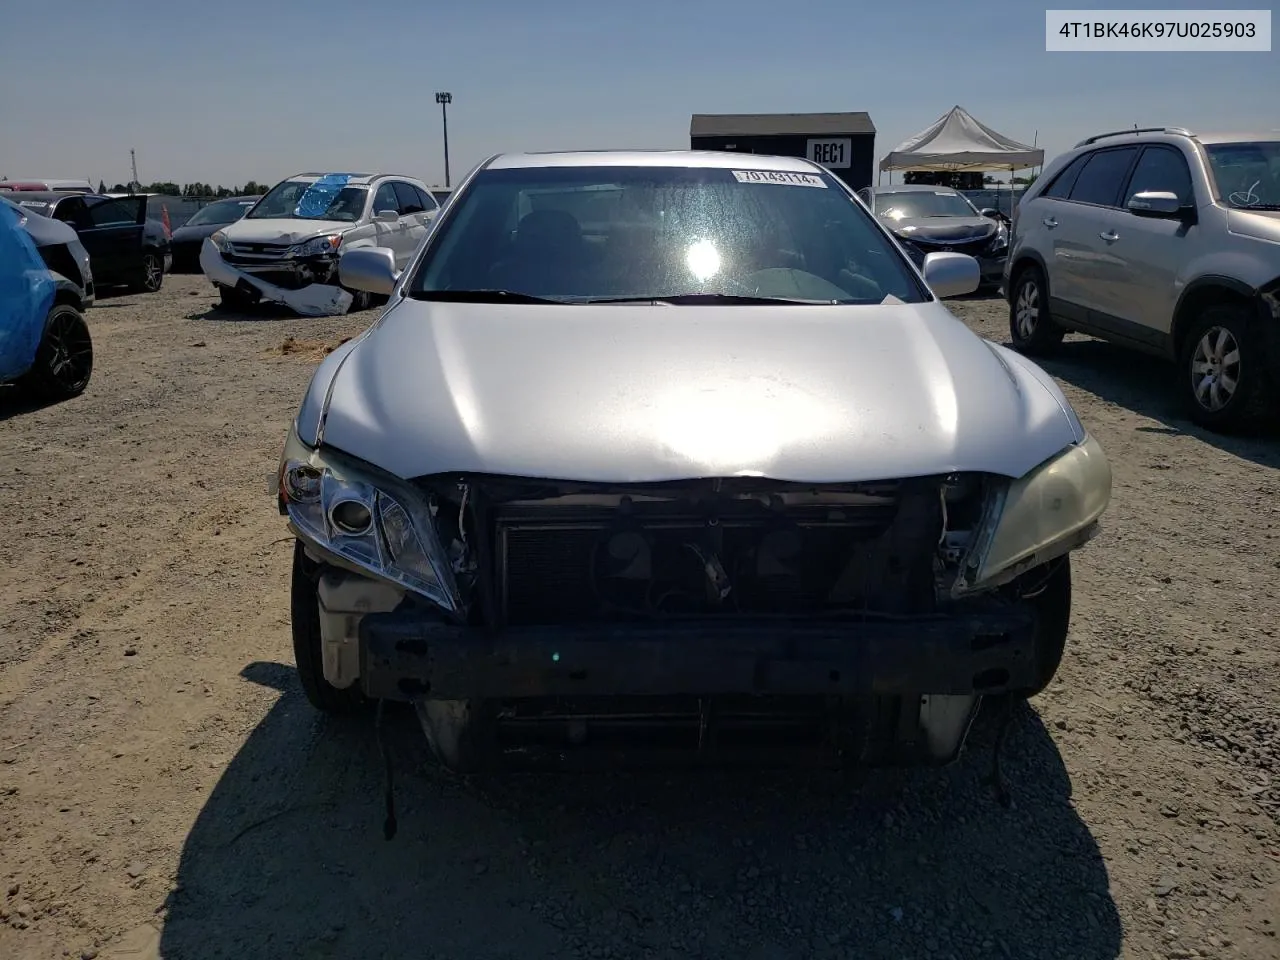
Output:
99,180,272,198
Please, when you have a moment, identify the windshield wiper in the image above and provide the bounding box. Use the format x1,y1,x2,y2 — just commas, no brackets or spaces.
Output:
578,293,836,305
408,289,564,304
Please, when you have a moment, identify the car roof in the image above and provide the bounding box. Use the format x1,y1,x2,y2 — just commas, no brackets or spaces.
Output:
5,191,102,203
1189,130,1280,145
485,150,826,173
285,173,421,185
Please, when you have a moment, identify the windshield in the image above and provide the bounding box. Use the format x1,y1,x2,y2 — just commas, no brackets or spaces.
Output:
1204,141,1280,209
9,198,52,217
186,198,256,227
874,190,979,220
245,179,369,222
409,165,927,304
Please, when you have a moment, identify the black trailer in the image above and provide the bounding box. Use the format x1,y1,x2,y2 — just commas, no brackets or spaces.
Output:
689,112,876,192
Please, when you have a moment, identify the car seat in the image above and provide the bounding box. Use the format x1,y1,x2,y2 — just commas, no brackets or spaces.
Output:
487,209,586,296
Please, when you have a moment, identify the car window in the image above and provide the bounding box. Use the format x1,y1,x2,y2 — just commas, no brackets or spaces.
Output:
1203,141,1280,209
245,179,369,222
415,186,438,212
1124,146,1194,205
373,183,402,216
185,198,254,227
393,182,425,215
873,190,978,219
1043,154,1091,200
84,197,139,227
410,164,929,304
1067,147,1139,207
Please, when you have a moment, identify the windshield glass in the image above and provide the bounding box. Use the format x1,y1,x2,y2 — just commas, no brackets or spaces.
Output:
245,179,368,222
409,165,927,304
186,198,256,227
1204,141,1280,209
874,190,979,220
9,198,52,217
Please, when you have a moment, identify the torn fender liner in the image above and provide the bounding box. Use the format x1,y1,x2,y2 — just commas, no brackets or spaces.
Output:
295,174,355,218
0,202,57,382
199,237,352,317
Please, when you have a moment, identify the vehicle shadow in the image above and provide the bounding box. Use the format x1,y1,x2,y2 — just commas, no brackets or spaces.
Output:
151,663,1122,960
0,384,77,422
1035,338,1280,466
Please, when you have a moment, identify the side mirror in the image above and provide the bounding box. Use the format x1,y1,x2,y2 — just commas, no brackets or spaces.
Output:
1126,191,1182,217
980,207,1001,219
338,246,399,296
375,208,400,223
922,251,980,299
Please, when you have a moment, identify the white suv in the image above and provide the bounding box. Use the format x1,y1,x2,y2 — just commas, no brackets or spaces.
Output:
202,172,440,315
1005,127,1280,431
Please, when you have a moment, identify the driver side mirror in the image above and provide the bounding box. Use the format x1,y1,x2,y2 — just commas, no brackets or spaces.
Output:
922,251,980,299
375,208,400,223
338,246,399,295
979,208,1001,219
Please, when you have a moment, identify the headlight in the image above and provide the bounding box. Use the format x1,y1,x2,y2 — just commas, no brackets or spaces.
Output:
987,223,1009,253
278,423,460,610
954,434,1112,593
286,234,343,259
210,230,231,253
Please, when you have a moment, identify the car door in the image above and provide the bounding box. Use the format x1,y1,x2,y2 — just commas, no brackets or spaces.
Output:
392,182,433,265
370,181,408,261
1052,145,1140,322
75,196,147,284
1108,144,1199,343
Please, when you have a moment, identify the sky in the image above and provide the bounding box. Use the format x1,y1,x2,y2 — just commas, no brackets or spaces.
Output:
1,0,1275,190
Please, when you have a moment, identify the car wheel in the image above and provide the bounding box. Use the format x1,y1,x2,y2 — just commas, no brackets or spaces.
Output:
131,252,164,293
216,284,255,311
17,303,93,401
1178,304,1272,432
345,289,373,313
1008,266,1065,356
1012,556,1071,699
290,540,366,714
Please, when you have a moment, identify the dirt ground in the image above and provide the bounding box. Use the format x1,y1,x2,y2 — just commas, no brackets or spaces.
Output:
1,274,1278,960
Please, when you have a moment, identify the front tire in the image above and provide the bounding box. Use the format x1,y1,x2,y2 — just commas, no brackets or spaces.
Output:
1013,556,1072,699
17,303,93,402
1178,304,1273,432
216,284,256,311
290,541,366,714
1008,265,1065,357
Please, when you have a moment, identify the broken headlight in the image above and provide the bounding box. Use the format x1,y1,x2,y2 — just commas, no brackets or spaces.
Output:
278,422,459,610
210,230,232,253
287,234,343,259
953,434,1112,594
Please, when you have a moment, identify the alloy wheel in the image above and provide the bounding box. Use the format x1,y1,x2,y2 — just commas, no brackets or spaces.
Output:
143,254,162,291
1015,279,1039,340
46,310,93,393
1190,325,1241,412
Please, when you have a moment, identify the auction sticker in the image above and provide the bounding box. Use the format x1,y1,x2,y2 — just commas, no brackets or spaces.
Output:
732,170,827,188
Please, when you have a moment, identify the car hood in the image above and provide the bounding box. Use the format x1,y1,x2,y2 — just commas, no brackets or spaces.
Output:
1226,208,1280,244
220,217,354,243
315,299,1082,484
171,222,223,243
882,216,998,243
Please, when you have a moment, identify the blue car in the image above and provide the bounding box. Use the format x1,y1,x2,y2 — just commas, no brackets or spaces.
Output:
0,196,94,401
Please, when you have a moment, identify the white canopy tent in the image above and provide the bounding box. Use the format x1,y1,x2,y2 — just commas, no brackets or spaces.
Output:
878,105,1043,183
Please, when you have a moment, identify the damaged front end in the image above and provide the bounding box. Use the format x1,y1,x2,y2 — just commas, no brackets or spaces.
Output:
280,423,1110,772
200,233,353,316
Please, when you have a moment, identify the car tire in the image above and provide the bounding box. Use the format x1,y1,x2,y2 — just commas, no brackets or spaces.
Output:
1008,265,1065,356
1178,304,1273,432
216,284,255,311
345,289,373,313
17,303,93,402
290,540,366,714
130,251,164,293
1012,556,1072,699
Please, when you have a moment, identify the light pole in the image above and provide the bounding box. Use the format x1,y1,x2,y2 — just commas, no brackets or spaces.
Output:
435,91,453,187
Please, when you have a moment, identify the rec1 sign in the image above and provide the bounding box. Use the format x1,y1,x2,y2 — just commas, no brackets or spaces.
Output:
806,138,852,169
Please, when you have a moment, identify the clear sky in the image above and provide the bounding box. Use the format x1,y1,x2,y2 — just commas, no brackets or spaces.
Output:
0,0,1274,189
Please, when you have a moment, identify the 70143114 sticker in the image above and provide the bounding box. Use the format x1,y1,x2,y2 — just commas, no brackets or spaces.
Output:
731,170,828,188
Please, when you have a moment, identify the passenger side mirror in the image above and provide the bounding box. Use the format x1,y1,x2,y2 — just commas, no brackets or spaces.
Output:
1126,191,1182,217
922,252,980,299
980,208,1001,219
375,208,400,223
338,246,399,295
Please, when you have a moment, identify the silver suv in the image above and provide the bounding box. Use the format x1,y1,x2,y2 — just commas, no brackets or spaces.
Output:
1004,127,1280,431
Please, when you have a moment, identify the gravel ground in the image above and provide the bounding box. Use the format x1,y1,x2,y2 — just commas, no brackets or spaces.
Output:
1,275,1278,960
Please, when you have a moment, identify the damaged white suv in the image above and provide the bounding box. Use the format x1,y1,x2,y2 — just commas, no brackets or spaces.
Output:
201,172,439,316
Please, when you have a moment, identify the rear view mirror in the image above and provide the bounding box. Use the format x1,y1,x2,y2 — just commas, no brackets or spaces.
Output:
922,252,980,299
1127,191,1182,217
375,208,399,223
